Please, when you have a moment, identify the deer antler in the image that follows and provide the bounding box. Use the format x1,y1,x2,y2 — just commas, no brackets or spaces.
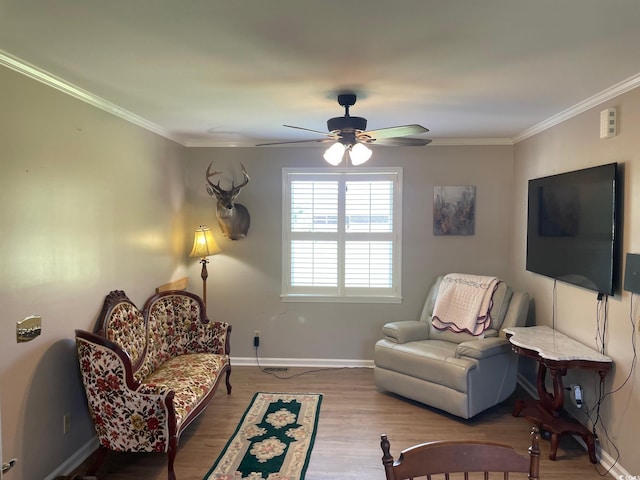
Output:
206,162,224,194
206,162,249,197
231,163,250,194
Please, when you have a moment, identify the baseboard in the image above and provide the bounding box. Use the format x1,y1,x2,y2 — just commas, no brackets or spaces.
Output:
231,356,374,369
44,437,99,480
516,374,628,479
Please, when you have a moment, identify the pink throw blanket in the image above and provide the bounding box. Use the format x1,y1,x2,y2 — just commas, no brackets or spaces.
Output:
431,274,500,336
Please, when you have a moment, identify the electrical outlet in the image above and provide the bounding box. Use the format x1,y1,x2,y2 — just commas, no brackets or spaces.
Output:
570,384,583,408
63,413,71,434
253,330,260,348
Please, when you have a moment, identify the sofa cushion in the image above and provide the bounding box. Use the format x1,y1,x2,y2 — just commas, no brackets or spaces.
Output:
142,353,226,426
374,339,477,392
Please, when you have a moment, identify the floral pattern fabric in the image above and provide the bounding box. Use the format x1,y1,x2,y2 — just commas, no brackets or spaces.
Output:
105,302,147,366
137,294,228,381
77,337,171,452
144,353,225,425
77,291,230,457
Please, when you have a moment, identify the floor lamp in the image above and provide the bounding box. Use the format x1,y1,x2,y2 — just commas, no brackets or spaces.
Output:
189,225,221,306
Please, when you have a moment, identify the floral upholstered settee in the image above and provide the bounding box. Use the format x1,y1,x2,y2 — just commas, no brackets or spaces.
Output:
75,289,231,480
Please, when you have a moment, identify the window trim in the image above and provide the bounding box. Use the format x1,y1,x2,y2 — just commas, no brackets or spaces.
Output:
281,167,403,304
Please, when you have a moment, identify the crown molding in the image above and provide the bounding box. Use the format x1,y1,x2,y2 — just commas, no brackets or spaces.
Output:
184,138,515,147
429,138,513,146
0,49,188,146
184,139,254,147
513,71,640,143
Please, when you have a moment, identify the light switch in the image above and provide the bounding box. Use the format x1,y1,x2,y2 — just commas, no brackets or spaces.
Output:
17,315,42,342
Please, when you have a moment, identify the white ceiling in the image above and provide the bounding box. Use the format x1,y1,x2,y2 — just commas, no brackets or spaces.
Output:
2,0,640,147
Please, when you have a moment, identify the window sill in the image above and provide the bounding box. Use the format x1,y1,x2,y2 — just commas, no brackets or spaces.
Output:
280,294,402,304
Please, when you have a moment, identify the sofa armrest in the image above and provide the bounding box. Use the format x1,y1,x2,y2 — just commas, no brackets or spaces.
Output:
382,321,430,344
455,337,511,360
499,291,530,333
76,332,174,452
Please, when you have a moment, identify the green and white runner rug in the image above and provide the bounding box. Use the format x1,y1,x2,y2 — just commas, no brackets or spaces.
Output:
205,392,323,480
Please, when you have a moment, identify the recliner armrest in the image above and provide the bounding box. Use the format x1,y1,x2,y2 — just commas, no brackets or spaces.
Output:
382,321,430,344
455,337,511,359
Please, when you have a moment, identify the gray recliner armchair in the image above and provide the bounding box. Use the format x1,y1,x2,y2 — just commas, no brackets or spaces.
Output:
374,275,529,419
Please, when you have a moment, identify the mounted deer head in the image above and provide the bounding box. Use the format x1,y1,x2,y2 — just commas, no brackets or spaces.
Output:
206,162,251,240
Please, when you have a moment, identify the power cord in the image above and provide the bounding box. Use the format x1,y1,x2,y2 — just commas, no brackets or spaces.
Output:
595,293,607,354
585,293,637,476
552,279,557,329
254,345,350,379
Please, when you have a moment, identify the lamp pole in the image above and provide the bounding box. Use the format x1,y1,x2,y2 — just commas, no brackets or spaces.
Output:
199,257,210,306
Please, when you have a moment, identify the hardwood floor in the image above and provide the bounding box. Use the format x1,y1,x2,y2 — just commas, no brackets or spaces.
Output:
74,366,610,480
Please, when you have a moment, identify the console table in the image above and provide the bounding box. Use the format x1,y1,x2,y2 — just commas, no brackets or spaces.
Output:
503,325,612,463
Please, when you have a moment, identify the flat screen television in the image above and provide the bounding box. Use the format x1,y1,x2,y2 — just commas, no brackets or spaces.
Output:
526,163,619,296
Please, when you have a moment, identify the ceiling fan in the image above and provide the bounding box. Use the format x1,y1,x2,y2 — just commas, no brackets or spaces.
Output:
256,93,432,165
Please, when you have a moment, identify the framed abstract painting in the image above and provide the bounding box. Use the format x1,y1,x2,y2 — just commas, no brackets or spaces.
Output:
433,185,476,235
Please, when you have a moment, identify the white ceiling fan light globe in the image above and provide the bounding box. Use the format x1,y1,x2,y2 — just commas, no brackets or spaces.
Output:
348,143,372,166
323,142,346,165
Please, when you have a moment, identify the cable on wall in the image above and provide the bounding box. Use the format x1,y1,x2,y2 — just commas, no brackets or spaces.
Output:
552,279,557,329
595,293,608,354
586,293,638,476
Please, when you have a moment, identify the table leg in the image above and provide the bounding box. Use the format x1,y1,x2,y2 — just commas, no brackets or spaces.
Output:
549,433,559,461
512,398,526,417
536,363,567,417
582,433,597,463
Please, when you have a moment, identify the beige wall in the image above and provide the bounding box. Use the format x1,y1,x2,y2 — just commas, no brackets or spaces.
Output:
185,144,516,360
511,88,640,473
0,66,188,479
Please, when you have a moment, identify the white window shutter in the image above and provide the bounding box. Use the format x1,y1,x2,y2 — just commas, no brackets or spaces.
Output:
283,168,402,303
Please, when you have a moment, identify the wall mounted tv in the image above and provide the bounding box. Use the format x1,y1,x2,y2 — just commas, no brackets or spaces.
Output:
526,163,619,296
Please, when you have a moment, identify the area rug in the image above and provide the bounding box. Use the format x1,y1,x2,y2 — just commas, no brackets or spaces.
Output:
204,392,323,480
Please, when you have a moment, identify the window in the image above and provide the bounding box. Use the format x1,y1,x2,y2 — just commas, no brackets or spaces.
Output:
282,168,402,303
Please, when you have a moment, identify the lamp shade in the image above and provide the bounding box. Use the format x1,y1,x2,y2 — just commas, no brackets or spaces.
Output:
348,143,372,166
323,142,346,166
189,225,221,258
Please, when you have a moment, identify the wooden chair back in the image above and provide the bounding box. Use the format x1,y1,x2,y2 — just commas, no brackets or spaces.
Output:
381,426,540,480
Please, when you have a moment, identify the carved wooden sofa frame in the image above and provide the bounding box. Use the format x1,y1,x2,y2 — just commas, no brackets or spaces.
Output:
75,289,231,480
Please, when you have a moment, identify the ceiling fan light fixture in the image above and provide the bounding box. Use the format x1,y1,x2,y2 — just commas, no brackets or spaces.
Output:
323,142,346,165
348,143,372,166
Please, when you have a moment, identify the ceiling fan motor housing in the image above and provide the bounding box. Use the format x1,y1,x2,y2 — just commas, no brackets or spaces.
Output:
328,93,368,144
327,116,367,133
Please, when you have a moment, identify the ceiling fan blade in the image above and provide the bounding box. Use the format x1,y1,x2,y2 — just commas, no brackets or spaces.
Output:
283,124,334,136
372,137,432,146
255,138,335,146
362,124,429,139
